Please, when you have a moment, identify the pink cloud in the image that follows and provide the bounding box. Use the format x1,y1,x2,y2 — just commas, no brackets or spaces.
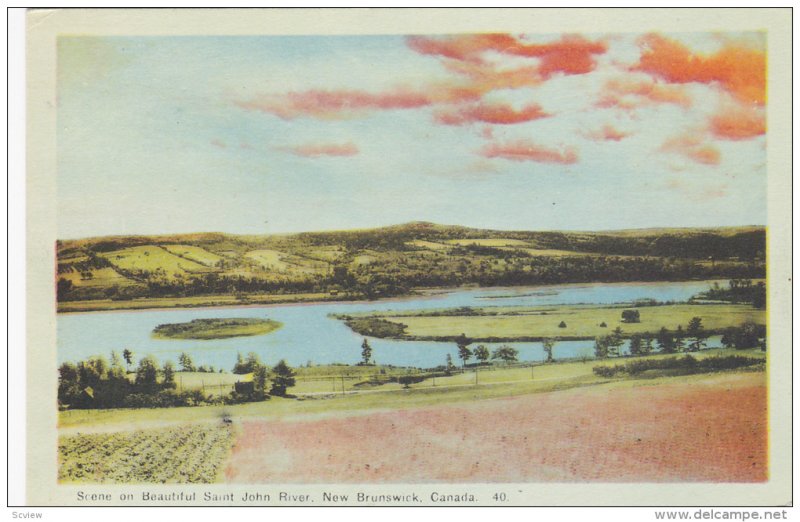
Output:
660,132,721,166
596,77,692,111
434,102,550,126
584,124,631,142
277,142,360,158
709,103,766,140
407,33,608,78
211,138,227,148
481,139,578,164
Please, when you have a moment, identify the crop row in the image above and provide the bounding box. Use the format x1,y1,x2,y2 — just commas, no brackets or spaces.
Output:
58,423,234,483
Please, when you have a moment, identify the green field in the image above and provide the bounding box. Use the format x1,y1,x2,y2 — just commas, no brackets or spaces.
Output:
57,292,336,313
101,245,213,277
58,347,766,431
152,318,282,340
162,244,224,267
342,303,764,341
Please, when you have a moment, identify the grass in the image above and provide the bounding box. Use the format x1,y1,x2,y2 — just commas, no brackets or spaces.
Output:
101,245,212,277
406,240,450,250
162,244,224,267
58,348,765,430
60,267,139,288
348,303,765,341
497,247,593,257
152,318,282,340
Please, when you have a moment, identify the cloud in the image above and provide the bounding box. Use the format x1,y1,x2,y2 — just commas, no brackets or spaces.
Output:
434,102,550,126
480,139,578,164
407,34,608,78
584,124,631,142
277,142,360,158
210,138,226,148
709,103,766,140
237,88,433,120
660,133,721,166
596,77,692,110
634,33,765,106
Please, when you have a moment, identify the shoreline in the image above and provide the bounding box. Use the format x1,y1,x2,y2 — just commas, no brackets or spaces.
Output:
56,278,731,315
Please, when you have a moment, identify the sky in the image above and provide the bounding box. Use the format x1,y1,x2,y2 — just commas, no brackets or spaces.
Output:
57,32,767,239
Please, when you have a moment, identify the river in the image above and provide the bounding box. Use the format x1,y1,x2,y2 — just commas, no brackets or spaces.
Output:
57,280,724,369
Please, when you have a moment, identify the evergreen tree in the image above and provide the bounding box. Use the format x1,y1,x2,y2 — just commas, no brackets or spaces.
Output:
361,338,373,365
542,338,556,363
270,359,296,397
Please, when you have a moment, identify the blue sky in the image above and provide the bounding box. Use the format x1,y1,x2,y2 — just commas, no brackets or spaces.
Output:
57,33,766,239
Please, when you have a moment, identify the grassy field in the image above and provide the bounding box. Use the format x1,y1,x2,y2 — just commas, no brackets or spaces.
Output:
162,244,224,267
59,423,235,483
347,303,764,341
60,267,139,288
445,238,533,247
58,347,765,431
152,318,282,340
101,245,212,277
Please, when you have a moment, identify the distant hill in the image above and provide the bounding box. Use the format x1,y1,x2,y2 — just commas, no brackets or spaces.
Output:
56,223,766,304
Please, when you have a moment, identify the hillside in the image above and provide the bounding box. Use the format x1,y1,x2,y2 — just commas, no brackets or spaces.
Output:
56,222,766,306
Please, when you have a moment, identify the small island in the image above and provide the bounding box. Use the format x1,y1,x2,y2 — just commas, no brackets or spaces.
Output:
152,318,282,340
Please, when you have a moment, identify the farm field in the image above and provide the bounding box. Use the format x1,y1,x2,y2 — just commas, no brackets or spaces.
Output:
58,423,235,483
225,371,766,483
59,267,138,288
347,303,765,341
162,244,224,267
100,245,212,277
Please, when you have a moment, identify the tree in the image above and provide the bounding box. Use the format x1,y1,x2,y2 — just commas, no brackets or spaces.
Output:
445,354,455,375
122,349,134,372
474,345,490,364
491,345,519,364
109,351,126,381
245,352,262,373
686,317,707,352
607,327,624,357
542,338,555,363
641,334,654,355
656,327,675,353
721,327,737,349
457,343,472,369
558,321,567,328
56,277,74,301
360,339,373,365
628,334,643,356
252,363,269,399
594,336,609,358
135,355,159,389
162,361,176,389
674,325,686,352
233,352,246,374
621,309,641,323
270,359,296,397
178,352,196,372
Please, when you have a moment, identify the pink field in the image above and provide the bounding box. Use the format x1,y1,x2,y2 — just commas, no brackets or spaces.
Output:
225,373,766,483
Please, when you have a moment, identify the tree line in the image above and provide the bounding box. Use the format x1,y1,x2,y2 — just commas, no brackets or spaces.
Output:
58,350,296,410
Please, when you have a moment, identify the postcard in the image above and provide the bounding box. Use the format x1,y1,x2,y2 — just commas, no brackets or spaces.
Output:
21,8,792,507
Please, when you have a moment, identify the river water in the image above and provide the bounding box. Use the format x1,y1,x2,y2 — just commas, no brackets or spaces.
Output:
57,280,724,370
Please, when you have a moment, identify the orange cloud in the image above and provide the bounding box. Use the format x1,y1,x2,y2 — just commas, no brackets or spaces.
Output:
660,133,721,166
277,142,359,158
434,102,550,126
597,77,692,110
481,139,578,164
238,88,433,120
634,33,765,106
709,103,766,140
408,34,608,78
585,124,631,142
